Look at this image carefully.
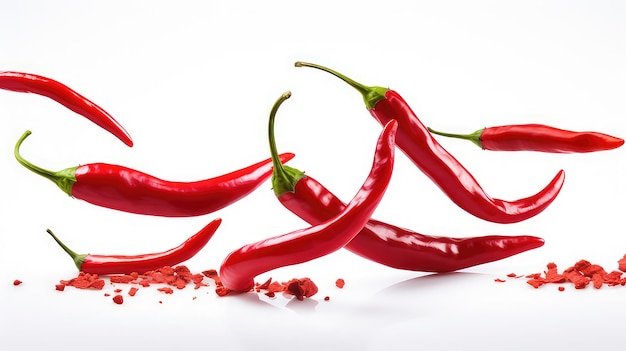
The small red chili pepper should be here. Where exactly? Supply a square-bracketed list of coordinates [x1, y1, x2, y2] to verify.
[295, 61, 566, 224]
[46, 218, 222, 275]
[0, 71, 133, 147]
[268, 89, 544, 272]
[218, 92, 397, 293]
[14, 130, 295, 217]
[427, 124, 624, 153]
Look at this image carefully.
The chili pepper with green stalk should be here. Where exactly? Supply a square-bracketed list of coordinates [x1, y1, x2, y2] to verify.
[268, 89, 544, 272]
[294, 61, 565, 224]
[218, 92, 397, 293]
[14, 130, 295, 217]
[428, 124, 624, 153]
[0, 71, 133, 146]
[46, 218, 222, 275]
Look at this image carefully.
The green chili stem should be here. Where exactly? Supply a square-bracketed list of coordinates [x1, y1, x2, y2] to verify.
[268, 91, 305, 197]
[294, 61, 388, 110]
[427, 127, 485, 149]
[13, 130, 77, 196]
[46, 229, 87, 271]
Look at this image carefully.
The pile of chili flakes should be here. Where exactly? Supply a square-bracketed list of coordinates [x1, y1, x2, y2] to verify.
[496, 254, 626, 291]
[52, 265, 339, 304]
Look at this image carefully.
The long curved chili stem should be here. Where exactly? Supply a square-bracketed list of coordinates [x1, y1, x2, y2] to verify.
[219, 92, 397, 293]
[15, 130, 295, 217]
[294, 61, 565, 224]
[268, 91, 305, 196]
[268, 88, 543, 272]
[0, 71, 133, 146]
[46, 218, 222, 275]
[428, 124, 624, 153]
[15, 130, 77, 195]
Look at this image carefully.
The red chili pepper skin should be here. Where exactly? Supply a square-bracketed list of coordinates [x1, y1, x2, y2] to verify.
[218, 92, 397, 292]
[429, 124, 624, 153]
[14, 130, 295, 217]
[0, 71, 133, 147]
[295, 62, 565, 224]
[280, 179, 544, 272]
[267, 92, 543, 272]
[46, 218, 222, 275]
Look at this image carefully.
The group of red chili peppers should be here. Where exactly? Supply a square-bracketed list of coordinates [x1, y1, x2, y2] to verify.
[3, 61, 623, 299]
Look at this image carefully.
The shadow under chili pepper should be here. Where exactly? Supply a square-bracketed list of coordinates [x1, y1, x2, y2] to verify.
[348, 272, 485, 321]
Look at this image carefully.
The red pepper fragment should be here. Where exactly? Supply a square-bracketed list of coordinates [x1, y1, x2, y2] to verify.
[112, 295, 124, 304]
[284, 278, 319, 301]
[128, 287, 138, 297]
[494, 278, 506, 283]
[13, 280, 22, 286]
[157, 287, 174, 294]
[335, 278, 345, 288]
[59, 272, 106, 290]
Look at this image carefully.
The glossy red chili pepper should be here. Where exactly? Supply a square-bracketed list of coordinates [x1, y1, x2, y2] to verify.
[427, 124, 624, 153]
[267, 90, 544, 272]
[0, 71, 133, 147]
[46, 218, 222, 275]
[218, 92, 397, 293]
[295, 61, 565, 224]
[14, 130, 295, 217]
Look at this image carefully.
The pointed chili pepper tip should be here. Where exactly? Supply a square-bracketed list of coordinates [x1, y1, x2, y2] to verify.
[46, 228, 88, 271]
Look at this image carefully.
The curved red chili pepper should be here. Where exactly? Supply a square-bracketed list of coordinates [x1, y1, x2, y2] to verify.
[218, 92, 397, 293]
[428, 124, 624, 153]
[46, 218, 222, 275]
[14, 130, 295, 217]
[267, 91, 544, 272]
[295, 61, 565, 224]
[0, 71, 133, 147]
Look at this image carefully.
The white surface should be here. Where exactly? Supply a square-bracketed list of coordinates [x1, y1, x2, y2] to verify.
[1, 1, 625, 350]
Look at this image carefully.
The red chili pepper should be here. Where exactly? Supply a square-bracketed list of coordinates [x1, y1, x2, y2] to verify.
[267, 90, 544, 272]
[218, 92, 397, 293]
[0, 71, 133, 147]
[14, 130, 295, 217]
[295, 61, 566, 224]
[427, 124, 624, 153]
[46, 218, 222, 275]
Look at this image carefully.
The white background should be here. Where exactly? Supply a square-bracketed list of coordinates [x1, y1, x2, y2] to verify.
[1, 1, 625, 350]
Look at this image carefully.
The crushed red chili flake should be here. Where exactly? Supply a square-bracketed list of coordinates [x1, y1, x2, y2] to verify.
[284, 278, 318, 301]
[59, 272, 105, 290]
[104, 293, 110, 297]
[157, 287, 174, 294]
[335, 278, 345, 289]
[128, 287, 138, 297]
[13, 280, 22, 286]
[55, 284, 65, 291]
[558, 286, 565, 292]
[494, 278, 506, 283]
[516, 255, 626, 290]
[506, 273, 517, 278]
[112, 295, 124, 304]
[324, 296, 330, 301]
